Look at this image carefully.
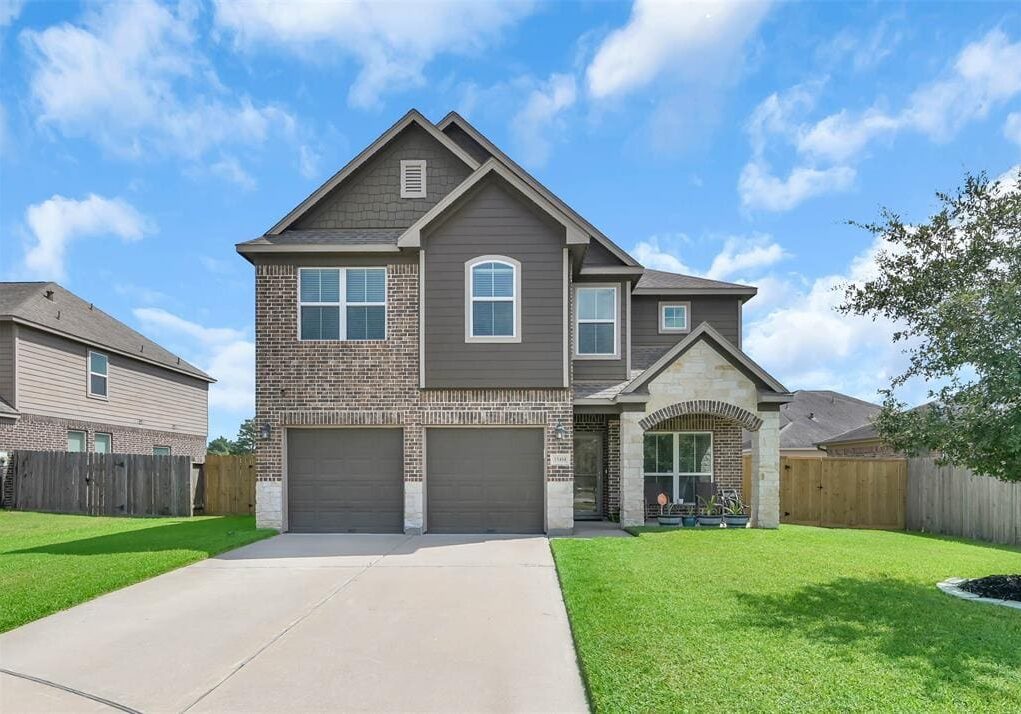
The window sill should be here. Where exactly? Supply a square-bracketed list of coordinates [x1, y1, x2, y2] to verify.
[573, 353, 620, 360]
[465, 336, 521, 344]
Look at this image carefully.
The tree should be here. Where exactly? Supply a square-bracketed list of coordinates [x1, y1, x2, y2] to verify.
[839, 170, 1020, 481]
[230, 418, 257, 455]
[207, 436, 233, 455]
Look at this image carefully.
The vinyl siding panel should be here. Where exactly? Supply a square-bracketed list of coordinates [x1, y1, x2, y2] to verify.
[581, 240, 626, 267]
[294, 123, 473, 230]
[0, 322, 13, 407]
[424, 179, 564, 387]
[15, 327, 208, 436]
[572, 278, 629, 381]
[631, 295, 741, 369]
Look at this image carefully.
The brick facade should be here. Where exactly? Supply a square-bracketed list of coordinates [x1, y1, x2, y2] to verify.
[0, 413, 204, 506]
[254, 260, 573, 532]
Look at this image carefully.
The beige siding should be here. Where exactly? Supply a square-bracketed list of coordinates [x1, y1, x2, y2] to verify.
[15, 326, 207, 436]
[0, 322, 13, 406]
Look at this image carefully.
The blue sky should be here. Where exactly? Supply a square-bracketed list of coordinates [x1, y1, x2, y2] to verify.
[1, 0, 1019, 442]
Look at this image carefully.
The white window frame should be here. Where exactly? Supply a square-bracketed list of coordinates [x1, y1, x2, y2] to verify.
[297, 267, 387, 342]
[643, 431, 713, 502]
[658, 301, 691, 334]
[574, 284, 619, 359]
[153, 445, 171, 456]
[400, 159, 427, 199]
[67, 430, 86, 453]
[465, 256, 522, 343]
[94, 432, 112, 454]
[87, 350, 109, 400]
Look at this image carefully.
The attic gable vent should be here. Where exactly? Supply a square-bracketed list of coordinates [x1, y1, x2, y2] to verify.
[400, 159, 427, 199]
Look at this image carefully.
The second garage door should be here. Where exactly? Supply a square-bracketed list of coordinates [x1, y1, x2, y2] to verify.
[426, 427, 544, 534]
[287, 428, 403, 533]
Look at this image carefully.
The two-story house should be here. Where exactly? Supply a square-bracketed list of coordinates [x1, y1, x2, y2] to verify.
[0, 282, 212, 503]
[239, 110, 791, 535]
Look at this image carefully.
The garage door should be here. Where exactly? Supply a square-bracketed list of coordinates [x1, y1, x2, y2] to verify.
[287, 428, 403, 533]
[426, 428, 544, 534]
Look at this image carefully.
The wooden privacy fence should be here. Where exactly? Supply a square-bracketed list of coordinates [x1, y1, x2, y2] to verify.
[907, 456, 1021, 546]
[10, 450, 192, 517]
[199, 454, 255, 515]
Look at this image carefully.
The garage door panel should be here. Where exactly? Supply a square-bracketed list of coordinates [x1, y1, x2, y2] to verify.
[426, 428, 544, 534]
[287, 428, 403, 533]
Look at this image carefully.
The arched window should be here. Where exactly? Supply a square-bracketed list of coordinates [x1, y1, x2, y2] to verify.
[466, 256, 521, 342]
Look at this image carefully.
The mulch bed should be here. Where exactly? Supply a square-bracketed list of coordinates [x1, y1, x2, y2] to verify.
[960, 575, 1021, 601]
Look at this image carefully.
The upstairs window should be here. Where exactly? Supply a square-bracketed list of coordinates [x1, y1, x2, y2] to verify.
[400, 159, 427, 198]
[88, 351, 108, 398]
[576, 286, 618, 357]
[659, 301, 690, 333]
[466, 257, 520, 342]
[299, 268, 386, 341]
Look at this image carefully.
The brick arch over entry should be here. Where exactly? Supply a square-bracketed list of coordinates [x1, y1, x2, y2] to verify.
[639, 400, 763, 432]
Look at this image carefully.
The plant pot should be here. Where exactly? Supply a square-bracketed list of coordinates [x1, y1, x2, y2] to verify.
[657, 515, 682, 526]
[697, 515, 723, 527]
[681, 515, 698, 527]
[724, 515, 750, 528]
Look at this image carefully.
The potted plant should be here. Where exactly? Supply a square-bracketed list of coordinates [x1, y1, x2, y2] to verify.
[723, 496, 749, 528]
[681, 503, 698, 528]
[656, 493, 682, 526]
[697, 495, 723, 527]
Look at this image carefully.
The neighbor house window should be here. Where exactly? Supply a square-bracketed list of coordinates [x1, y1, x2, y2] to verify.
[400, 159, 427, 198]
[67, 430, 86, 453]
[575, 286, 618, 357]
[94, 433, 112, 454]
[466, 256, 520, 342]
[88, 350, 108, 398]
[153, 446, 171, 456]
[299, 268, 386, 341]
[659, 302, 690, 333]
[643, 431, 712, 505]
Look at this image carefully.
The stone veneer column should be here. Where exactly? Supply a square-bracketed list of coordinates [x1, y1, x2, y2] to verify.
[619, 411, 645, 526]
[255, 480, 282, 530]
[404, 481, 424, 534]
[751, 410, 780, 528]
[546, 481, 573, 535]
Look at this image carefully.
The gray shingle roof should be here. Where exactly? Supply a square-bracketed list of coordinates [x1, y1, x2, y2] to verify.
[817, 422, 880, 445]
[741, 390, 881, 450]
[635, 269, 755, 292]
[240, 228, 403, 247]
[0, 282, 212, 382]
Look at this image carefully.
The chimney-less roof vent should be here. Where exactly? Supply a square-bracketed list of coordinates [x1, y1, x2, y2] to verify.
[400, 159, 427, 199]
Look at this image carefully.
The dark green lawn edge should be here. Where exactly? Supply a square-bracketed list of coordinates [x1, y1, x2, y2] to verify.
[550, 543, 596, 714]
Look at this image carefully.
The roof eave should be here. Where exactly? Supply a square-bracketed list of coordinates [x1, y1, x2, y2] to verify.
[236, 242, 401, 254]
[579, 266, 646, 276]
[267, 109, 480, 236]
[632, 286, 758, 299]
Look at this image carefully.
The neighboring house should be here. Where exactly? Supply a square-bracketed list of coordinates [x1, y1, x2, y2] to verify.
[238, 109, 792, 535]
[817, 402, 934, 457]
[0, 282, 213, 503]
[741, 390, 881, 457]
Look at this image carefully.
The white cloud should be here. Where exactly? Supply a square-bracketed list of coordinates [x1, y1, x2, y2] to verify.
[510, 73, 577, 167]
[705, 236, 788, 280]
[586, 0, 772, 100]
[738, 161, 855, 212]
[631, 234, 697, 274]
[22, 0, 296, 164]
[740, 30, 1021, 212]
[1005, 113, 1021, 148]
[209, 156, 256, 190]
[0, 0, 24, 27]
[743, 237, 911, 399]
[817, 20, 903, 73]
[22, 194, 150, 280]
[133, 307, 254, 414]
[298, 144, 321, 180]
[213, 0, 536, 109]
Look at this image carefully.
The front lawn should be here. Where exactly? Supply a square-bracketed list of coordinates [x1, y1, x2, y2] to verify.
[552, 526, 1021, 712]
[0, 511, 275, 632]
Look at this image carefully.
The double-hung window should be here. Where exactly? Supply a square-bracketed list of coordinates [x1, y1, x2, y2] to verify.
[659, 301, 690, 333]
[88, 351, 108, 398]
[299, 268, 386, 341]
[466, 257, 519, 341]
[575, 286, 618, 357]
[643, 431, 713, 505]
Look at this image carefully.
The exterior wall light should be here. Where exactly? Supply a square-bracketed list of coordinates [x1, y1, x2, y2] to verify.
[554, 422, 568, 440]
[259, 423, 272, 440]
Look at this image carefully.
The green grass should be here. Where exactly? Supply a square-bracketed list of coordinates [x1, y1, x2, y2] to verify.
[552, 526, 1021, 712]
[0, 511, 276, 632]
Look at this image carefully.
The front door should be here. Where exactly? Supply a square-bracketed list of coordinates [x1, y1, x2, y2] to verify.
[573, 432, 602, 519]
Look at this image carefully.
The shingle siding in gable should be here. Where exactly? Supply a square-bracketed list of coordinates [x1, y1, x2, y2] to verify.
[294, 123, 473, 230]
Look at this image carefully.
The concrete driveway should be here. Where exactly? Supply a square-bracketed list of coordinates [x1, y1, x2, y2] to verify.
[0, 534, 588, 713]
